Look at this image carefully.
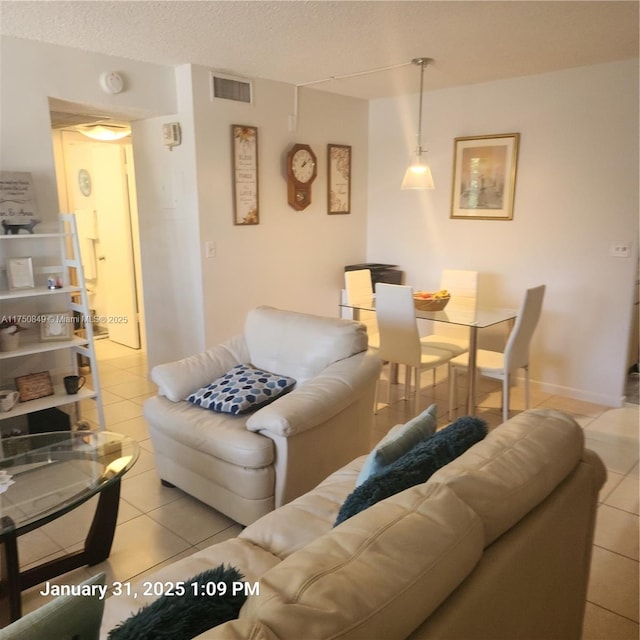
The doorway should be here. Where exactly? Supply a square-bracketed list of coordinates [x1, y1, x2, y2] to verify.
[52, 123, 145, 352]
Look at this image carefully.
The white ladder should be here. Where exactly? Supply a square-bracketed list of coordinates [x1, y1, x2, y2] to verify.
[59, 213, 105, 430]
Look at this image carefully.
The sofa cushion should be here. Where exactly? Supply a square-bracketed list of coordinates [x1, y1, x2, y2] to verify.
[221, 484, 484, 640]
[107, 565, 247, 640]
[356, 403, 438, 485]
[3, 572, 105, 640]
[186, 364, 296, 415]
[428, 408, 585, 545]
[144, 396, 274, 468]
[244, 306, 368, 384]
[336, 416, 488, 525]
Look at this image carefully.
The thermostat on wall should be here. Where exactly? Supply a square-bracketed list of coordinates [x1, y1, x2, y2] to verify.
[99, 71, 124, 94]
[162, 122, 182, 149]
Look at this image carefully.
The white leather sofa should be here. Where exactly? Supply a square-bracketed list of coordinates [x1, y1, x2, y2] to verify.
[145, 306, 382, 525]
[102, 408, 606, 640]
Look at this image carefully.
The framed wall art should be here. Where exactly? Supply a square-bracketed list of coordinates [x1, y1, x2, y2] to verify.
[40, 311, 73, 342]
[450, 133, 520, 220]
[7, 256, 35, 290]
[231, 125, 259, 225]
[327, 144, 351, 214]
[15, 371, 54, 402]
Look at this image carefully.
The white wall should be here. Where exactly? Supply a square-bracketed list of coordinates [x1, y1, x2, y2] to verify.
[188, 66, 369, 346]
[368, 60, 639, 406]
[1, 38, 369, 368]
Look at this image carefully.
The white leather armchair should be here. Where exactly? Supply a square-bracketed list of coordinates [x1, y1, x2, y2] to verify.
[145, 306, 382, 525]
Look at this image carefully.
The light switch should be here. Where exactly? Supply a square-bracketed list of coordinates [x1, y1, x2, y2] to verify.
[205, 241, 216, 258]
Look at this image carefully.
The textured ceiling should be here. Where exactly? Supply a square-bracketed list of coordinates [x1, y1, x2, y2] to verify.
[1, 1, 638, 100]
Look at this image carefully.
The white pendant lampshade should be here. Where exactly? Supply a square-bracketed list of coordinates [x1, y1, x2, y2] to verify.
[401, 159, 435, 189]
[401, 57, 435, 190]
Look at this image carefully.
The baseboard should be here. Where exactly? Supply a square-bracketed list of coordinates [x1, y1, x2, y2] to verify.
[531, 380, 625, 409]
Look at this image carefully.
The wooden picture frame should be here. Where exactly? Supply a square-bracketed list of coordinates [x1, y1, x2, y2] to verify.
[7, 256, 35, 290]
[231, 125, 259, 225]
[15, 371, 54, 402]
[328, 144, 351, 214]
[450, 133, 520, 220]
[40, 311, 73, 342]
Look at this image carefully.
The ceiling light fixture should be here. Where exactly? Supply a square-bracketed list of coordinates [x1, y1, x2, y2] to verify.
[401, 57, 435, 190]
[78, 124, 131, 141]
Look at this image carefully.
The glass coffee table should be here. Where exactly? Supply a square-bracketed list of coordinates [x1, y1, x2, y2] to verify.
[0, 430, 139, 622]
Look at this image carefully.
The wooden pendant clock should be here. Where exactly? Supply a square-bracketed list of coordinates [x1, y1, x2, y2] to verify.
[287, 143, 317, 210]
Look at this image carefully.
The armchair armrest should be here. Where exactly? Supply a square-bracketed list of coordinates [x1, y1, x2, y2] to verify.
[246, 352, 381, 437]
[151, 334, 250, 402]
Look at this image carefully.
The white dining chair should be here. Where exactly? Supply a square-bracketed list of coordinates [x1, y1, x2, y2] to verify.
[420, 269, 478, 356]
[345, 269, 379, 349]
[448, 284, 546, 422]
[376, 283, 453, 415]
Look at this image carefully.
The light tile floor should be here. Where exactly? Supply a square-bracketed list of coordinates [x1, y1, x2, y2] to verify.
[15, 343, 640, 639]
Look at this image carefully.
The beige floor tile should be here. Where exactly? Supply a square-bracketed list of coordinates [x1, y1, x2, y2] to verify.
[40, 495, 143, 548]
[107, 378, 157, 400]
[604, 474, 640, 516]
[79, 514, 191, 587]
[594, 504, 640, 560]
[599, 470, 625, 504]
[585, 405, 640, 442]
[98, 368, 145, 388]
[104, 354, 148, 370]
[538, 395, 608, 418]
[584, 433, 639, 476]
[588, 546, 639, 622]
[147, 495, 237, 545]
[130, 392, 155, 407]
[109, 415, 151, 442]
[121, 468, 183, 512]
[582, 602, 640, 640]
[125, 445, 157, 477]
[17, 528, 62, 567]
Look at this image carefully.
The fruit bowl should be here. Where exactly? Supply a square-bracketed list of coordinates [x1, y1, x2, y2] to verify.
[413, 291, 451, 311]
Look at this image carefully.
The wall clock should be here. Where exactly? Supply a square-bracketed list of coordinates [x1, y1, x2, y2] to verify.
[78, 169, 92, 197]
[287, 143, 317, 210]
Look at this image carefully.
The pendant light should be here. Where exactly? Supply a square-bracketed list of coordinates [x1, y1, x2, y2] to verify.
[401, 57, 434, 190]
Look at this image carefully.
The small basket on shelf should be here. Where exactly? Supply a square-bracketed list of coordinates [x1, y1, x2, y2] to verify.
[413, 292, 451, 311]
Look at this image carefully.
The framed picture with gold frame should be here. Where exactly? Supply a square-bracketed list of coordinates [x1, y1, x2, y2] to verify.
[450, 133, 520, 220]
[327, 144, 351, 214]
[15, 371, 54, 402]
[231, 125, 259, 225]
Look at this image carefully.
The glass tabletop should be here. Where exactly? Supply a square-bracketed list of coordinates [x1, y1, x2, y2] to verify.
[340, 296, 518, 328]
[0, 431, 139, 536]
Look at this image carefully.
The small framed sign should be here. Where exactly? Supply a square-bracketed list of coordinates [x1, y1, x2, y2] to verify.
[7, 257, 35, 290]
[40, 312, 73, 342]
[15, 371, 54, 402]
[231, 125, 259, 225]
[328, 144, 351, 214]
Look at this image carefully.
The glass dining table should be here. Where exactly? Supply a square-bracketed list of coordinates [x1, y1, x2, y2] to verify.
[340, 296, 518, 416]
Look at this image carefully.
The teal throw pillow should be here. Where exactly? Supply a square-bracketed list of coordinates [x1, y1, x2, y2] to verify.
[336, 416, 488, 526]
[3, 572, 106, 640]
[108, 564, 247, 640]
[356, 404, 438, 486]
[186, 364, 296, 415]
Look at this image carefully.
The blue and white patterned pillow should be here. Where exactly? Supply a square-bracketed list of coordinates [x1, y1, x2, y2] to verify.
[186, 364, 296, 415]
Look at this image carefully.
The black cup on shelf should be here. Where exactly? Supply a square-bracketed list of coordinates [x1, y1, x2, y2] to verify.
[63, 375, 86, 395]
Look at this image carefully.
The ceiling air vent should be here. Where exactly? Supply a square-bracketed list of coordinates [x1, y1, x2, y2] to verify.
[210, 72, 253, 104]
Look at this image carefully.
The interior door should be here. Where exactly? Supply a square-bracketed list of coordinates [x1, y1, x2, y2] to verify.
[90, 144, 140, 348]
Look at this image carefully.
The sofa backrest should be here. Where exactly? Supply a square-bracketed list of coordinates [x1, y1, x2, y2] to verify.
[244, 306, 368, 383]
